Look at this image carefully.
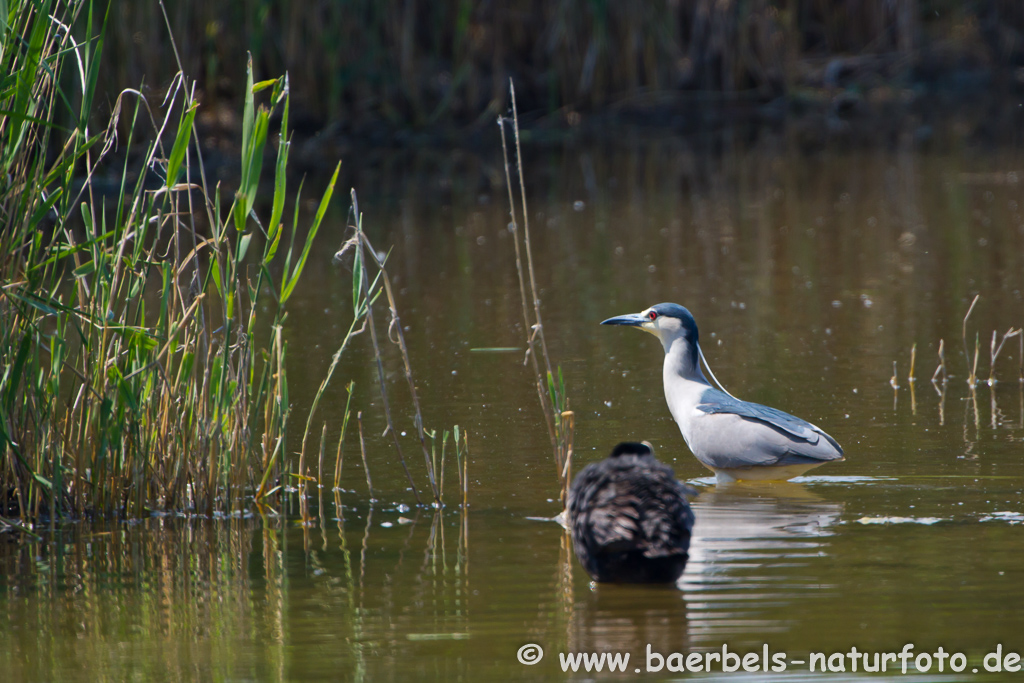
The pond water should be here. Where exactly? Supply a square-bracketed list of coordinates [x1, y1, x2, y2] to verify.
[4, 129, 1024, 681]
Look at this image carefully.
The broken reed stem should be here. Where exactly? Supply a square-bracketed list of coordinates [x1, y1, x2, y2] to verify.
[357, 224, 440, 503]
[972, 333, 980, 389]
[333, 382, 355, 490]
[333, 429, 345, 491]
[439, 431, 447, 503]
[908, 343, 916, 383]
[318, 422, 328, 490]
[932, 338, 947, 384]
[962, 294, 980, 387]
[357, 411, 373, 498]
[989, 327, 1022, 385]
[498, 104, 556, 448]
[559, 410, 575, 504]
[890, 361, 899, 390]
[462, 430, 469, 508]
[453, 426, 462, 500]
[298, 425, 309, 499]
[351, 190, 422, 505]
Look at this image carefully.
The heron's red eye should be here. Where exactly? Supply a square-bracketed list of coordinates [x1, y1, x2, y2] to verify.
[648, 311, 657, 320]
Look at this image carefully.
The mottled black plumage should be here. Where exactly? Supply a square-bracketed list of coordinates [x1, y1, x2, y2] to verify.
[568, 442, 695, 583]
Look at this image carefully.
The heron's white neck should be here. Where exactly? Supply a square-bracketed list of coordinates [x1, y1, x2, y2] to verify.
[662, 335, 710, 385]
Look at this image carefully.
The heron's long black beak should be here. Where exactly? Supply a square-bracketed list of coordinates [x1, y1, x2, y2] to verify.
[600, 313, 646, 326]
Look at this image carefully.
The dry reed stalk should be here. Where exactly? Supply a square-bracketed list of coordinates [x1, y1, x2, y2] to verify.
[462, 430, 469, 508]
[932, 338, 947, 385]
[333, 382, 355, 491]
[498, 103, 556, 448]
[962, 294, 980, 388]
[510, 83, 554, 383]
[988, 328, 1022, 386]
[350, 195, 421, 504]
[498, 81, 574, 508]
[357, 412, 373, 498]
[355, 217, 440, 503]
[908, 343, 916, 383]
[317, 422, 328, 491]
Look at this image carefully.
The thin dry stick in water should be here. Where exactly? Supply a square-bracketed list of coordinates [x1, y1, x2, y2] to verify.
[972, 334, 980, 389]
[962, 294, 980, 387]
[510, 82, 554, 381]
[932, 338, 947, 387]
[350, 192, 422, 504]
[498, 108, 556, 448]
[333, 381, 355, 490]
[989, 328, 1022, 385]
[317, 422, 328, 491]
[438, 431, 447, 503]
[357, 411, 373, 498]
[908, 343, 916, 383]
[462, 430, 469, 508]
[355, 216, 440, 503]
[499, 81, 574, 506]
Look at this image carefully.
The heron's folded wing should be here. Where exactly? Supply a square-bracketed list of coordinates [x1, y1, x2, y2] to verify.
[697, 388, 843, 455]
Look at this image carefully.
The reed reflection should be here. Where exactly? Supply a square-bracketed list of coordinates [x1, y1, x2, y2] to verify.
[681, 482, 843, 644]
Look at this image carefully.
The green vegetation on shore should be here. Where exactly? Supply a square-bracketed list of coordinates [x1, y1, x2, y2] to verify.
[2, 1, 468, 525]
[0, 0, 347, 521]
[100, 1, 1024, 133]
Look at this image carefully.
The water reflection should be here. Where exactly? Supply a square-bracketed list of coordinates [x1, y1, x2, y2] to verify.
[568, 581, 690, 660]
[682, 482, 844, 644]
[7, 134, 1024, 678]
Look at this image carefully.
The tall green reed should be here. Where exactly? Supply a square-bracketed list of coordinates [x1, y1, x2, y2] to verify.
[0, 0, 340, 520]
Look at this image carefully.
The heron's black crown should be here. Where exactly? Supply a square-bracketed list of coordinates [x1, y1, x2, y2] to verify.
[650, 303, 699, 342]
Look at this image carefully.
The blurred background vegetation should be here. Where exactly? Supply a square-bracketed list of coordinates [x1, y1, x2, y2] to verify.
[98, 0, 1024, 140]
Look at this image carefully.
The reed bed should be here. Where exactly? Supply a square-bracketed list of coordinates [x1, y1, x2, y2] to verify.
[1, 0, 468, 525]
[0, 0, 336, 521]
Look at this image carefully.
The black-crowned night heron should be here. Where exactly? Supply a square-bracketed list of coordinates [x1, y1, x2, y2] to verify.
[602, 303, 844, 483]
[568, 441, 695, 583]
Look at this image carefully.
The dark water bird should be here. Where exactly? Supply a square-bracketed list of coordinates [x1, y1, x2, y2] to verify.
[602, 303, 844, 484]
[568, 441, 695, 583]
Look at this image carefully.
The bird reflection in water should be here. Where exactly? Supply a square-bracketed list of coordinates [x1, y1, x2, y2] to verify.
[681, 481, 844, 643]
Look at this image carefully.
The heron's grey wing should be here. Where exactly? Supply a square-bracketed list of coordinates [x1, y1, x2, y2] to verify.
[697, 388, 843, 454]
